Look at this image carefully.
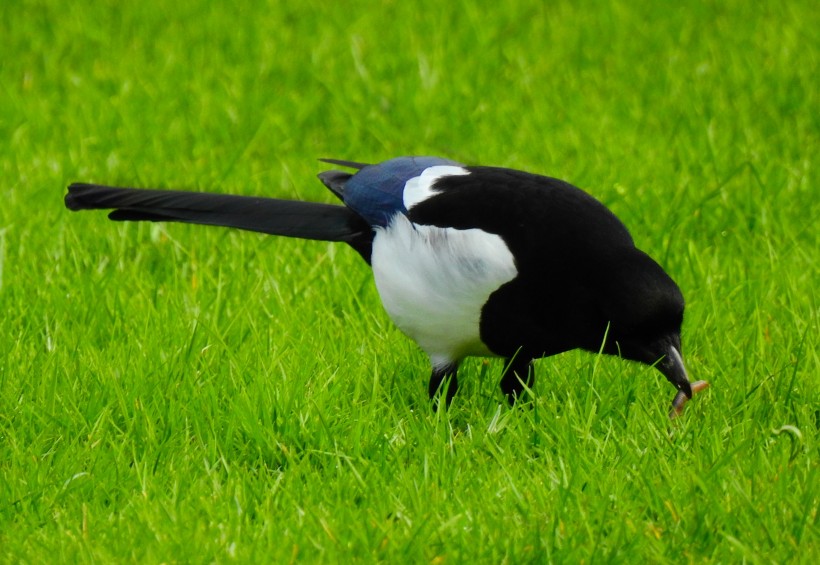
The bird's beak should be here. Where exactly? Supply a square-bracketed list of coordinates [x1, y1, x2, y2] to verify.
[660, 345, 710, 418]
[659, 345, 692, 398]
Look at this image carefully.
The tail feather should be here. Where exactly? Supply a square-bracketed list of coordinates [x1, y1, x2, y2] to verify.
[65, 183, 371, 244]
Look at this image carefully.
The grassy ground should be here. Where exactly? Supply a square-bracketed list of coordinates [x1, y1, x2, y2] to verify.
[1, 0, 817, 561]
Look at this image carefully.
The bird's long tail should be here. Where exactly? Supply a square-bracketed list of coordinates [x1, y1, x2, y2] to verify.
[66, 183, 373, 255]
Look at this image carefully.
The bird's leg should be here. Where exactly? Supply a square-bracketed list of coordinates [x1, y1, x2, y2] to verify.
[500, 354, 534, 405]
[428, 363, 459, 410]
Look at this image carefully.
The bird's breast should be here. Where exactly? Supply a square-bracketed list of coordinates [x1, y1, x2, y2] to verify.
[371, 214, 518, 367]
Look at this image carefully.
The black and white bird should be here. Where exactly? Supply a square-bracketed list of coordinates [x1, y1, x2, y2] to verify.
[65, 156, 708, 417]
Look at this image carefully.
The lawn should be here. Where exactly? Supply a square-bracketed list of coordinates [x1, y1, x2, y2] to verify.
[1, 0, 817, 561]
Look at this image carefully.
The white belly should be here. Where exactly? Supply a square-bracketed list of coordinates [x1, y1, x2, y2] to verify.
[371, 214, 518, 368]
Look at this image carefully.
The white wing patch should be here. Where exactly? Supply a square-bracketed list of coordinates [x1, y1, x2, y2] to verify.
[403, 165, 470, 210]
[371, 214, 518, 369]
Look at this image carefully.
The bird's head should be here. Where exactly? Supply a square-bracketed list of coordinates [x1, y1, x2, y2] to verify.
[597, 249, 693, 399]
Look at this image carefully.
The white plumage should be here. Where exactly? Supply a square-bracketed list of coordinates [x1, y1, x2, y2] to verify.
[371, 214, 518, 369]
[402, 165, 470, 209]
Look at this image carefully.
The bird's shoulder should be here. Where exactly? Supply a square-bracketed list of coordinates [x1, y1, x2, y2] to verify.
[328, 158, 635, 256]
[407, 165, 635, 254]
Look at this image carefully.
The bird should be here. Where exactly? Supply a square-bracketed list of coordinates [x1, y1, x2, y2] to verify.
[65, 156, 709, 417]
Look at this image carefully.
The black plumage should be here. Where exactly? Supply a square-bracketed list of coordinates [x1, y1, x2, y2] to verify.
[65, 157, 708, 417]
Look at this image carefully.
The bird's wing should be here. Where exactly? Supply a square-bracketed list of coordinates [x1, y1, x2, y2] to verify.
[317, 170, 352, 202]
[338, 156, 464, 228]
[406, 166, 635, 257]
[318, 158, 370, 170]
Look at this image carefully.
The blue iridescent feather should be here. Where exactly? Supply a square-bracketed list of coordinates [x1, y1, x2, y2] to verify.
[342, 156, 461, 227]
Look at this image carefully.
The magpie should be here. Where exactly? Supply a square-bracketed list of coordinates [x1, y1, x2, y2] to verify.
[65, 156, 708, 417]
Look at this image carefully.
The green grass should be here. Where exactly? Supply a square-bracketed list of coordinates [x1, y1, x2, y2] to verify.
[1, 0, 818, 561]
